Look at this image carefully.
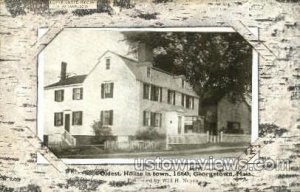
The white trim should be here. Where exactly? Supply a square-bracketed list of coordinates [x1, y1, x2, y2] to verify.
[249, 27, 259, 142]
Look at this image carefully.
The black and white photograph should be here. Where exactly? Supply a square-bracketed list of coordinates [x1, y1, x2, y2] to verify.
[2, 0, 299, 191]
[40, 28, 255, 159]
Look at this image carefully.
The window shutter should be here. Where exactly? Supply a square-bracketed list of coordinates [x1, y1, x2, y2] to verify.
[143, 111, 146, 126]
[192, 97, 194, 109]
[54, 91, 57, 101]
[100, 111, 103, 124]
[61, 112, 63, 126]
[160, 87, 162, 102]
[62, 90, 64, 101]
[72, 89, 75, 100]
[101, 84, 104, 98]
[159, 113, 162, 127]
[167, 90, 170, 103]
[173, 92, 176, 105]
[54, 113, 56, 126]
[181, 94, 184, 106]
[110, 83, 114, 98]
[150, 112, 155, 127]
[143, 84, 148, 99]
[80, 88, 83, 99]
[72, 112, 74, 125]
[109, 110, 113, 125]
[150, 85, 154, 100]
[79, 111, 83, 125]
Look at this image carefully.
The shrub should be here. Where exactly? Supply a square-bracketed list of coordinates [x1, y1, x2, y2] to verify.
[135, 127, 165, 140]
[91, 120, 114, 144]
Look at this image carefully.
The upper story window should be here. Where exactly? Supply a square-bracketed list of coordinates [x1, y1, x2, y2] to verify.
[54, 90, 64, 102]
[72, 111, 82, 125]
[101, 82, 114, 98]
[101, 110, 113, 126]
[181, 94, 194, 109]
[106, 58, 110, 70]
[182, 79, 185, 88]
[143, 83, 162, 102]
[73, 88, 83, 100]
[186, 95, 194, 109]
[168, 90, 176, 105]
[150, 85, 162, 102]
[147, 67, 151, 77]
[143, 83, 150, 99]
[54, 112, 63, 126]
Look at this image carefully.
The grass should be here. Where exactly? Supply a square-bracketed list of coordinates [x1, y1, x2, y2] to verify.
[50, 142, 250, 159]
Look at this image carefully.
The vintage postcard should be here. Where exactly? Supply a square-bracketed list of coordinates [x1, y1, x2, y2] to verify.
[0, 0, 299, 191]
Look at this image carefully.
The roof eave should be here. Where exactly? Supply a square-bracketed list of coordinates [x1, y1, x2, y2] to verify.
[44, 83, 84, 90]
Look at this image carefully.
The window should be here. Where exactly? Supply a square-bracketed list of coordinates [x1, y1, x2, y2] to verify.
[154, 113, 162, 127]
[181, 93, 185, 107]
[186, 95, 194, 109]
[143, 111, 150, 126]
[150, 112, 162, 127]
[168, 90, 176, 105]
[72, 111, 82, 125]
[106, 58, 110, 70]
[101, 82, 114, 98]
[147, 67, 151, 77]
[226, 122, 243, 134]
[150, 85, 162, 102]
[101, 110, 113, 126]
[54, 90, 64, 102]
[54, 112, 63, 126]
[73, 88, 83, 100]
[143, 83, 150, 99]
[182, 79, 185, 88]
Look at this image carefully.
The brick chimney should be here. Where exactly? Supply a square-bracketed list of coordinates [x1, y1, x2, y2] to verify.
[137, 43, 153, 64]
[60, 61, 67, 81]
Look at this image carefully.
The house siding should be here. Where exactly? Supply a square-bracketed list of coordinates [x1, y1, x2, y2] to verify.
[83, 52, 140, 136]
[44, 51, 200, 142]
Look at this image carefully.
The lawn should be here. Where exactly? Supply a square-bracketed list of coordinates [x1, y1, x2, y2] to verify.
[50, 142, 250, 159]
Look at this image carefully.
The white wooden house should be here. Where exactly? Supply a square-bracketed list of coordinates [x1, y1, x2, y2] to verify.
[44, 45, 200, 146]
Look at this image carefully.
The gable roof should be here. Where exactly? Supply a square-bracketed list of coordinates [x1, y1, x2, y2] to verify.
[44, 51, 198, 97]
[45, 75, 87, 89]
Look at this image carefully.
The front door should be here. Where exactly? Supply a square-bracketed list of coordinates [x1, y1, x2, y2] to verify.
[65, 114, 70, 132]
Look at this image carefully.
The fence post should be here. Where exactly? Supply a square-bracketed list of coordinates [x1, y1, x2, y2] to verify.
[206, 131, 210, 143]
[166, 134, 169, 150]
[220, 131, 223, 142]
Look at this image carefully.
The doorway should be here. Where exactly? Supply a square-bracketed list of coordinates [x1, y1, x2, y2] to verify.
[65, 114, 70, 132]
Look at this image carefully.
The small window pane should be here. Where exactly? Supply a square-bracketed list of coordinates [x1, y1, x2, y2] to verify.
[106, 58, 110, 69]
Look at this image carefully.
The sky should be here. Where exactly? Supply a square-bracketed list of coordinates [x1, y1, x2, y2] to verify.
[42, 29, 132, 86]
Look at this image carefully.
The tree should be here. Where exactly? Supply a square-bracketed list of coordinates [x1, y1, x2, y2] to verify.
[123, 32, 252, 113]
